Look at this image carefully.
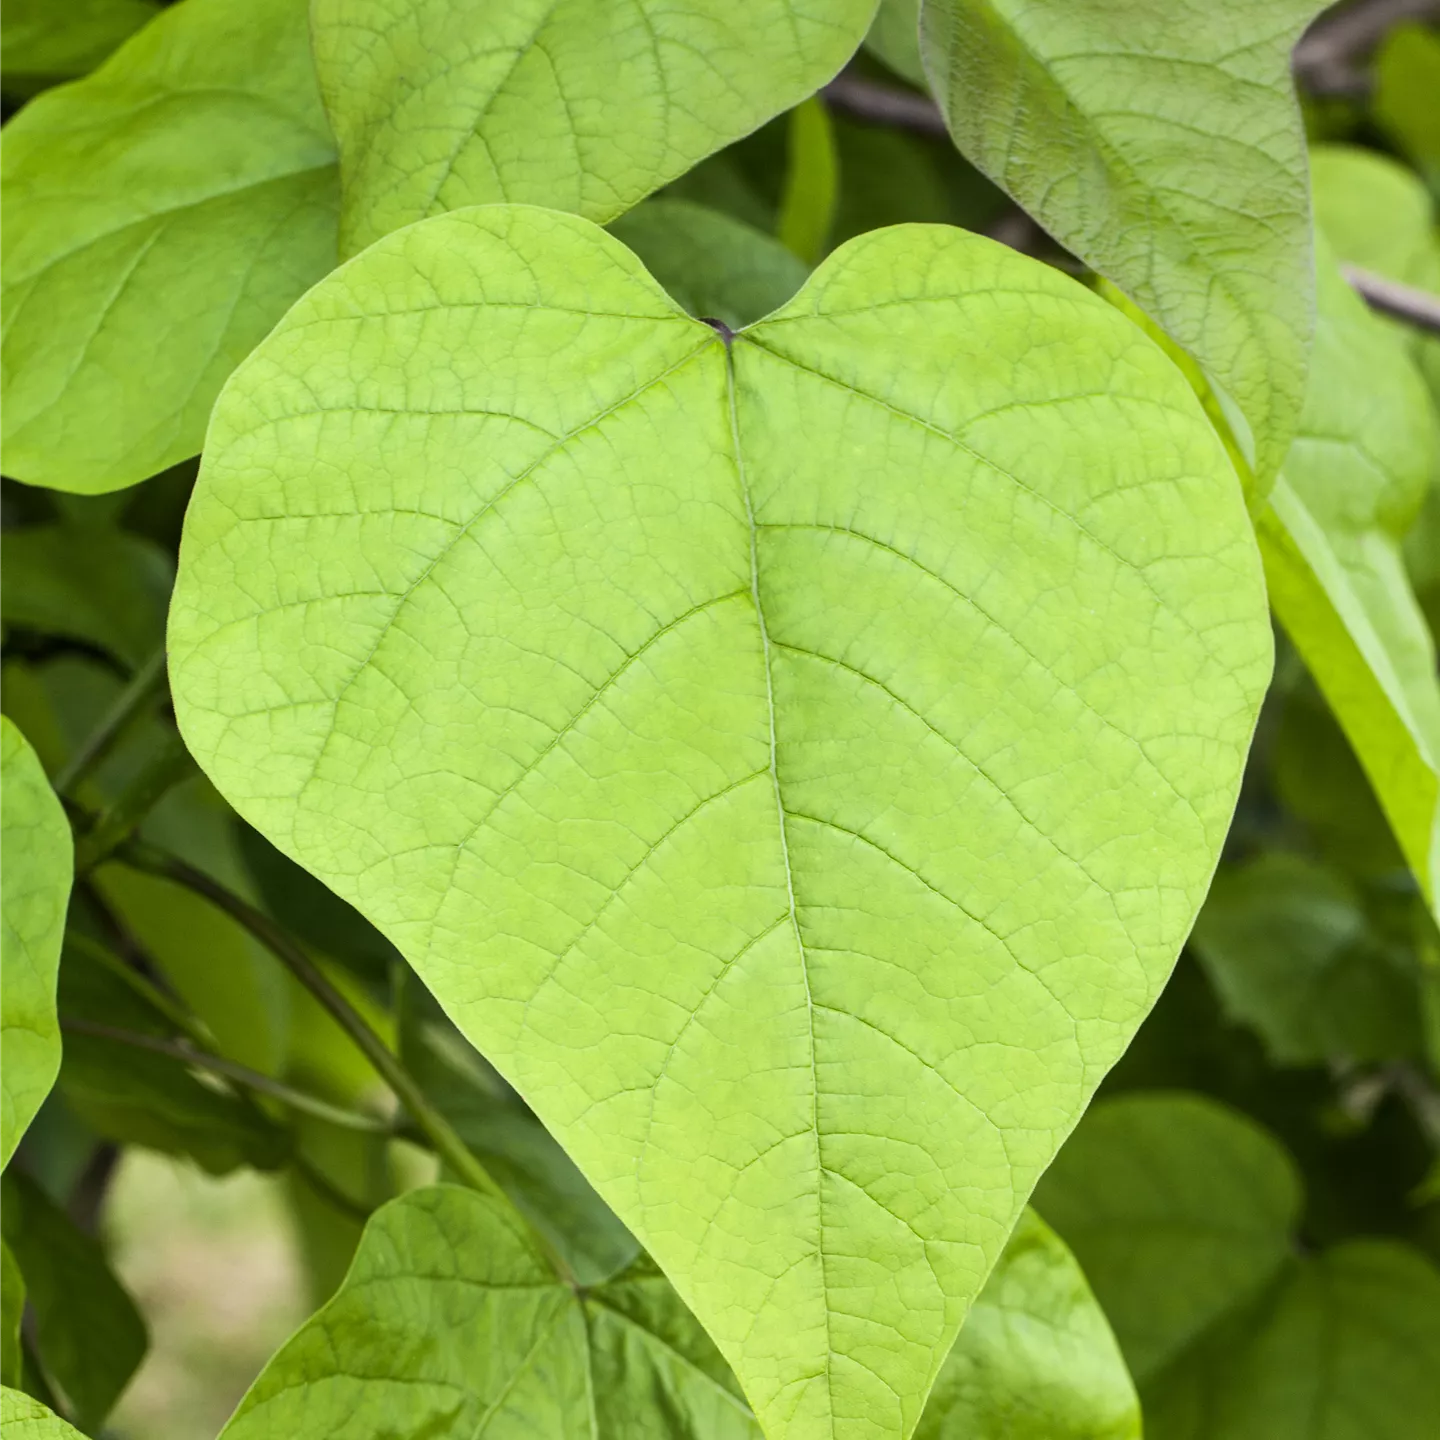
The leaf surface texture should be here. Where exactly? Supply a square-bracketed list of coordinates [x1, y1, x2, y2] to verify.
[0, 0, 338, 493]
[311, 0, 875, 254]
[918, 0, 1323, 490]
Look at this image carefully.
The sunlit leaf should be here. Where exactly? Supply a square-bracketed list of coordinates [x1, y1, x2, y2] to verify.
[222, 1183, 1136, 1440]
[1, 718, 71, 1170]
[1256, 242, 1440, 921]
[916, 1210, 1139, 1440]
[310, 0, 874, 256]
[1191, 854, 1425, 1066]
[169, 205, 1269, 1436]
[0, 1170, 146, 1430]
[0, 0, 338, 494]
[0, 1388, 84, 1440]
[919, 0, 1324, 492]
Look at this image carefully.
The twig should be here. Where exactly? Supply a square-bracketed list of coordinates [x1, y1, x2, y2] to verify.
[1343, 266, 1440, 336]
[59, 1016, 393, 1135]
[54, 646, 168, 795]
[1294, 0, 1440, 96]
[822, 74, 948, 137]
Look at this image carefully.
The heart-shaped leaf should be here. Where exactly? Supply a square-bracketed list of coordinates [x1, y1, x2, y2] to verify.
[169, 206, 1270, 1437]
[310, 0, 875, 255]
[917, 0, 1325, 493]
[0, 717, 71, 1170]
[0, 0, 338, 493]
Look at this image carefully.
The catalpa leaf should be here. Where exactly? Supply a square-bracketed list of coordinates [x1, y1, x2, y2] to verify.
[309, 0, 876, 255]
[918, 0, 1323, 492]
[0, 0, 338, 494]
[1039, 1094, 1440, 1439]
[0, 0, 159, 97]
[169, 206, 1270, 1438]
[220, 1186, 1136, 1440]
[0, 717, 71, 1170]
[0, 1389, 84, 1440]
[1257, 242, 1440, 921]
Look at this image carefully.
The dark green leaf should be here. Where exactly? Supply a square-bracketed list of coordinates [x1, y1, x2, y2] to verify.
[0, 1169, 146, 1430]
[1192, 854, 1425, 1066]
[607, 201, 808, 331]
[1, 526, 171, 670]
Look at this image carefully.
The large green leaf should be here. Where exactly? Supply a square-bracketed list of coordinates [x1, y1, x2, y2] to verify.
[608, 201, 809, 332]
[0, 0, 159, 97]
[0, 0, 338, 494]
[1039, 1093, 1440, 1438]
[914, 1209, 1139, 1440]
[0, 1170, 147, 1430]
[918, 0, 1322, 492]
[1, 719, 72, 1171]
[397, 970, 641, 1287]
[309, 0, 875, 256]
[169, 206, 1270, 1438]
[1, 525, 172, 671]
[1033, 1093, 1300, 1385]
[1256, 244, 1440, 921]
[1191, 854, 1425, 1066]
[0, 1389, 84, 1440]
[222, 1185, 1135, 1439]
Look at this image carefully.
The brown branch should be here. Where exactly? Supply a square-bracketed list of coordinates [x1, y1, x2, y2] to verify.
[1294, 0, 1440, 96]
[1343, 265, 1440, 335]
[822, 75, 949, 137]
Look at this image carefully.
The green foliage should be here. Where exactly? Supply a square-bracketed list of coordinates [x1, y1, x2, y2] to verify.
[4, 3, 1440, 1437]
[1256, 243, 1440, 919]
[1, 1170, 147, 1429]
[1038, 1094, 1440, 1438]
[310, 0, 874, 256]
[0, 526, 171, 670]
[1192, 854, 1425, 1066]
[168, 203, 1268, 1436]
[608, 201, 809, 330]
[0, 0, 159, 98]
[0, 0, 338, 494]
[1, 719, 71, 1170]
[220, 1185, 1135, 1440]
[917, 0, 1322, 491]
